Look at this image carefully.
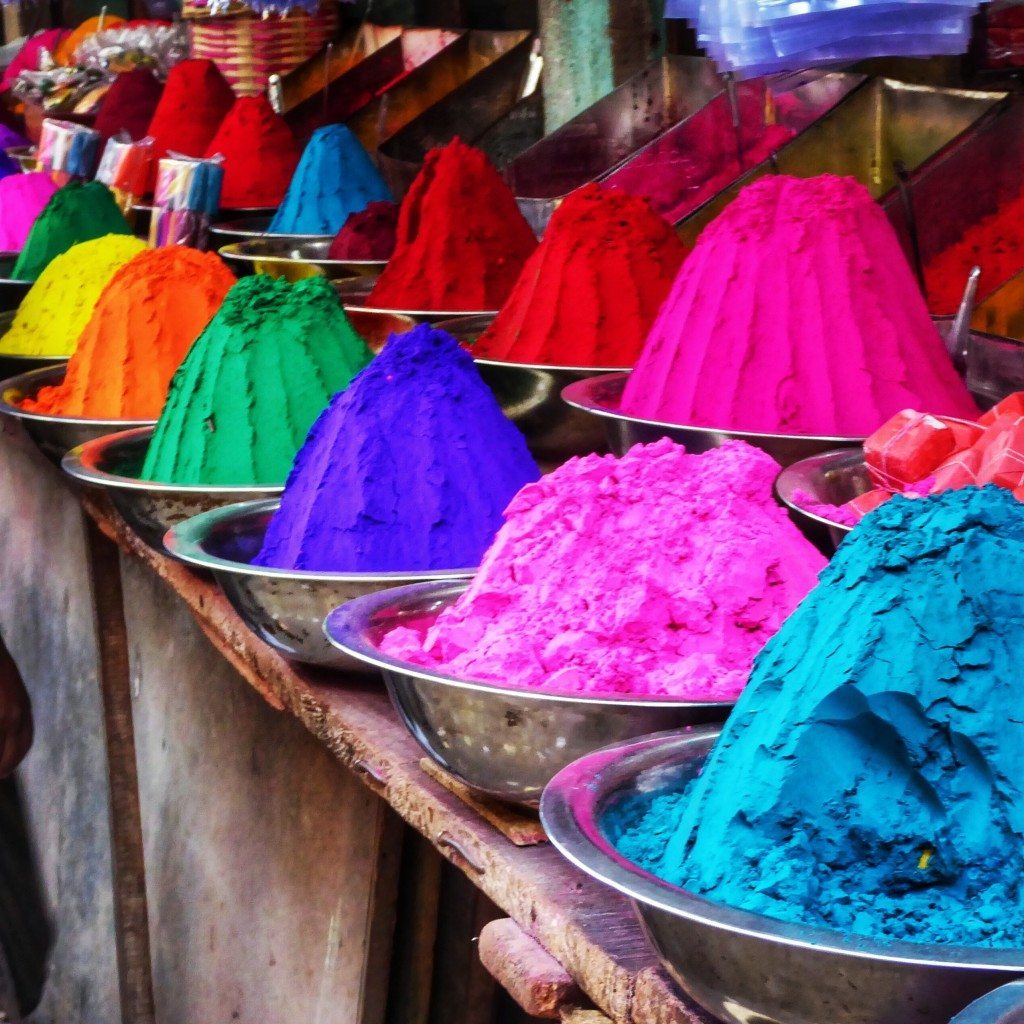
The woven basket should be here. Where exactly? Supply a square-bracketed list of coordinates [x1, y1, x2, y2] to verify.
[189, 6, 340, 96]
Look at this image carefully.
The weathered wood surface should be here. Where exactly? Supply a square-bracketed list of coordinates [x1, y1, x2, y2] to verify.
[82, 495, 715, 1024]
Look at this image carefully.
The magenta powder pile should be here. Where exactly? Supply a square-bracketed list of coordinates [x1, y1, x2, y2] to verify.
[622, 174, 978, 436]
[382, 439, 825, 700]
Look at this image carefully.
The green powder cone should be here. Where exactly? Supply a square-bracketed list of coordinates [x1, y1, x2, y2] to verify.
[13, 181, 133, 281]
[141, 275, 373, 485]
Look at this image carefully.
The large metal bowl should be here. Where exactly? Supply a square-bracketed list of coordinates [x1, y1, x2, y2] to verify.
[436, 314, 622, 465]
[337, 275, 497, 325]
[61, 427, 283, 552]
[324, 580, 732, 806]
[165, 499, 475, 669]
[562, 372, 862, 468]
[540, 728, 1024, 1024]
[207, 215, 331, 249]
[217, 238, 386, 281]
[951, 982, 1024, 1024]
[0, 266, 30, 312]
[0, 364, 154, 463]
[0, 310, 70, 380]
[774, 447, 870, 551]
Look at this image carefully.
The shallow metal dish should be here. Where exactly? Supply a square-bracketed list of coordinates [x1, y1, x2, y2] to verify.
[436, 313, 624, 466]
[208, 215, 331, 249]
[540, 729, 1024, 1024]
[217, 239, 386, 281]
[165, 499, 475, 669]
[325, 580, 732, 806]
[61, 427, 282, 552]
[774, 447, 869, 551]
[0, 364, 154, 463]
[338, 276, 497, 325]
[951, 982, 1024, 1024]
[0, 310, 70, 380]
[562, 372, 862, 468]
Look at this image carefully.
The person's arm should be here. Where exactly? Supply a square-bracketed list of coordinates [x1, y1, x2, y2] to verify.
[0, 640, 31, 777]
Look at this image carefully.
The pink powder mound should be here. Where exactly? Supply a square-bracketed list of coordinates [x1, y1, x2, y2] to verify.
[621, 174, 979, 437]
[0, 173, 59, 251]
[790, 490, 858, 527]
[382, 438, 826, 701]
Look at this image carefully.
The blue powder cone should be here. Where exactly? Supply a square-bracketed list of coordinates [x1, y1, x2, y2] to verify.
[255, 323, 540, 572]
[268, 124, 392, 235]
[610, 486, 1024, 948]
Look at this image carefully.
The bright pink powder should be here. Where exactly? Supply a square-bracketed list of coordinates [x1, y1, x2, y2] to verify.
[622, 175, 979, 436]
[382, 438, 825, 701]
[0, 172, 59, 251]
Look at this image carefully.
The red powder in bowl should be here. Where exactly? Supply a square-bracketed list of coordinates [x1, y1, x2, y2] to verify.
[368, 138, 537, 312]
[474, 183, 687, 367]
[328, 201, 399, 260]
[204, 95, 301, 209]
[95, 69, 163, 142]
[146, 59, 234, 162]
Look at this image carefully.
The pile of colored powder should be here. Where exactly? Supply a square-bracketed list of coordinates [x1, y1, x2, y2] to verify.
[142, 275, 371, 486]
[12, 181, 132, 281]
[0, 124, 27, 151]
[145, 59, 234, 163]
[0, 173, 56, 252]
[0, 151, 17, 180]
[256, 324, 539, 573]
[94, 69, 163, 142]
[268, 125, 391, 235]
[327, 201, 399, 261]
[204, 95, 301, 209]
[23, 248, 234, 420]
[0, 174, 58, 252]
[369, 138, 537, 312]
[383, 439, 825, 699]
[2, 29, 68, 86]
[54, 15, 126, 65]
[622, 174, 978, 436]
[0, 234, 145, 356]
[924, 191, 1024, 314]
[609, 486, 1024, 947]
[474, 184, 686, 367]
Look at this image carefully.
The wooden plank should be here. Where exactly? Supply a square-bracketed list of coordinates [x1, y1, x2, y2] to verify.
[84, 524, 157, 1024]
[81, 496, 715, 1024]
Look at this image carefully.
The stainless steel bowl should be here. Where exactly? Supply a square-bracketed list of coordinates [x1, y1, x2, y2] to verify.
[347, 308, 417, 354]
[325, 580, 732, 806]
[951, 982, 1024, 1024]
[775, 447, 870, 551]
[435, 313, 624, 466]
[0, 364, 154, 463]
[0, 310, 70, 379]
[562, 372, 862, 468]
[217, 239, 386, 281]
[208, 215, 331, 249]
[0, 269, 29, 312]
[61, 427, 283, 552]
[337, 275, 498, 324]
[540, 729, 1024, 1024]
[165, 499, 475, 668]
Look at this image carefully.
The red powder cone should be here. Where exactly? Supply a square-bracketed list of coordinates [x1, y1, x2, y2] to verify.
[474, 183, 687, 368]
[204, 95, 301, 209]
[95, 68, 163, 142]
[145, 59, 235, 162]
[368, 138, 537, 312]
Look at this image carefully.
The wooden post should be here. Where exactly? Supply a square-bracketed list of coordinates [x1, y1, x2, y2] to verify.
[537, 0, 654, 130]
[85, 524, 156, 1024]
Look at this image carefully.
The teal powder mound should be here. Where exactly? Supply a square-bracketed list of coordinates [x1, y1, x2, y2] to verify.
[607, 486, 1024, 948]
[268, 124, 392, 235]
[254, 323, 540, 572]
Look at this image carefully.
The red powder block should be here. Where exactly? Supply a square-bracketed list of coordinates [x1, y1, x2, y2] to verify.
[847, 488, 891, 520]
[976, 419, 1024, 489]
[931, 444, 985, 491]
[936, 415, 985, 451]
[980, 391, 1024, 426]
[864, 410, 956, 489]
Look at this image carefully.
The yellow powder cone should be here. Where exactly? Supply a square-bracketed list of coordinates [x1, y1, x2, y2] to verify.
[0, 234, 146, 357]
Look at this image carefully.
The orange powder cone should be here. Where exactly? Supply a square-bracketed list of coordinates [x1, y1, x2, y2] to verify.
[24, 247, 235, 420]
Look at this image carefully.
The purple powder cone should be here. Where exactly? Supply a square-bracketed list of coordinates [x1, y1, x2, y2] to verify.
[254, 323, 540, 572]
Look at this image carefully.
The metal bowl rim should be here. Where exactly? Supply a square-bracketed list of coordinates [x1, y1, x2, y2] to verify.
[0, 365, 155, 428]
[539, 729, 1024, 971]
[217, 241, 387, 272]
[474, 355, 633, 374]
[325, 579, 735, 710]
[562, 372, 866, 446]
[773, 446, 863, 535]
[62, 426, 286, 496]
[345, 302, 501, 319]
[165, 497, 480, 583]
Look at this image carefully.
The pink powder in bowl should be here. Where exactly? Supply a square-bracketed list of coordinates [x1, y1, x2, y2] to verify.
[0, 173, 59, 252]
[382, 438, 826, 701]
